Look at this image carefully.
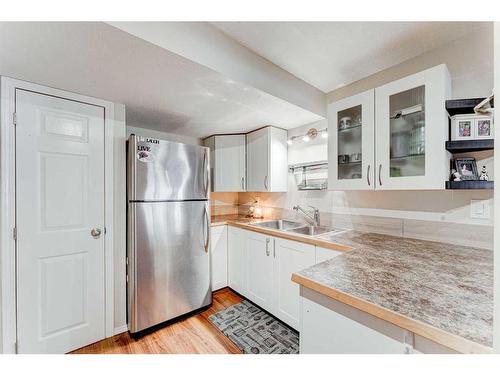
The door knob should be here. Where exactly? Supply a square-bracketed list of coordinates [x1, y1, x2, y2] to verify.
[91, 228, 102, 238]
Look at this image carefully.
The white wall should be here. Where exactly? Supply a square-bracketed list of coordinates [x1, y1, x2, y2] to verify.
[493, 22, 499, 354]
[113, 104, 127, 333]
[288, 120, 328, 165]
[327, 24, 494, 102]
[249, 24, 494, 227]
[126, 125, 201, 145]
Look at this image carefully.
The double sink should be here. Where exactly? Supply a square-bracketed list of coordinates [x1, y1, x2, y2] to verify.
[250, 219, 343, 237]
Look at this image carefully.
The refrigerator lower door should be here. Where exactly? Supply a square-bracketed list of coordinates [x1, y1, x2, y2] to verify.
[128, 200, 211, 333]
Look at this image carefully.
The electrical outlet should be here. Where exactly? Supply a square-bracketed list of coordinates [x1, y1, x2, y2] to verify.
[470, 200, 490, 219]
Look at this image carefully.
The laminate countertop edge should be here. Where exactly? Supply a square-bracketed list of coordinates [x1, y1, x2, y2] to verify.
[291, 273, 493, 354]
[211, 221, 229, 227]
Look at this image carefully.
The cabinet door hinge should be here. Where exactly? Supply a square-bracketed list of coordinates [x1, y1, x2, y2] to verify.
[13, 227, 17, 241]
[12, 112, 17, 126]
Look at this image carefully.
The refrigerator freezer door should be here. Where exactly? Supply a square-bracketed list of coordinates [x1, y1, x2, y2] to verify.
[128, 200, 211, 333]
[128, 135, 210, 201]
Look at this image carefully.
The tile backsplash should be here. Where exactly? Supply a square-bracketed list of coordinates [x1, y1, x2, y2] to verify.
[211, 191, 493, 250]
[236, 204, 493, 250]
[210, 192, 239, 216]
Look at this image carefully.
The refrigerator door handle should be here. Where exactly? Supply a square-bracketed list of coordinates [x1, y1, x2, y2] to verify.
[203, 151, 209, 196]
[203, 205, 210, 252]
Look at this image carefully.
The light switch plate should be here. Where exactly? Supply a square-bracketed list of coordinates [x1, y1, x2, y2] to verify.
[470, 200, 490, 219]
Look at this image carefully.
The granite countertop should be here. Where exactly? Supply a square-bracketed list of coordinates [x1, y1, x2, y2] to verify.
[211, 215, 493, 352]
[295, 231, 493, 352]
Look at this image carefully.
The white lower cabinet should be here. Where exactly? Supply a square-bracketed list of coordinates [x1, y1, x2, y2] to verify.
[228, 226, 247, 295]
[246, 231, 275, 312]
[210, 225, 228, 291]
[227, 228, 458, 353]
[300, 287, 411, 354]
[227, 228, 337, 331]
[273, 238, 316, 330]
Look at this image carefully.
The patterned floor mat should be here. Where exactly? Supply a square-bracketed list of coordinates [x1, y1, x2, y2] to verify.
[208, 300, 299, 354]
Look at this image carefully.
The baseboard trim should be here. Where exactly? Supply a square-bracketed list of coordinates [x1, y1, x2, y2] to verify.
[113, 324, 128, 336]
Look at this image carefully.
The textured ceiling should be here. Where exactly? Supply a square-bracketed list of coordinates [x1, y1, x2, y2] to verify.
[0, 22, 322, 138]
[212, 22, 487, 92]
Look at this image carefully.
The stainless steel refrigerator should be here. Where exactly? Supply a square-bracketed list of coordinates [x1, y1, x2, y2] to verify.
[127, 134, 211, 334]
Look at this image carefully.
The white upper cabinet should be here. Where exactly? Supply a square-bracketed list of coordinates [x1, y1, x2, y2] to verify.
[246, 126, 288, 192]
[328, 64, 451, 191]
[375, 65, 451, 190]
[204, 135, 246, 192]
[328, 89, 375, 190]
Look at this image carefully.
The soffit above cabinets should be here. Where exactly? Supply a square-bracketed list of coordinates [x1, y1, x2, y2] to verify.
[108, 22, 326, 118]
[211, 21, 489, 92]
[0, 22, 323, 138]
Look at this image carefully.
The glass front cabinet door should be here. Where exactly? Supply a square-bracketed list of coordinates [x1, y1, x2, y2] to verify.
[375, 64, 451, 190]
[328, 89, 375, 190]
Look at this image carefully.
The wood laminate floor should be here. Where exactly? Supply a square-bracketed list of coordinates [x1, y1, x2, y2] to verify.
[72, 288, 243, 354]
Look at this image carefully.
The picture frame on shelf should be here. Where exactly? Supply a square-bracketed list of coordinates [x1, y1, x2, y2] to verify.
[450, 114, 494, 141]
[475, 117, 494, 139]
[454, 157, 478, 180]
[450, 115, 474, 141]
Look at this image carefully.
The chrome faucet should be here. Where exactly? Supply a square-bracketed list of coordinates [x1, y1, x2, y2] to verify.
[293, 205, 320, 226]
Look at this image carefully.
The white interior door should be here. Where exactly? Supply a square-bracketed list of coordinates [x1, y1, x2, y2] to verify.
[15, 89, 106, 353]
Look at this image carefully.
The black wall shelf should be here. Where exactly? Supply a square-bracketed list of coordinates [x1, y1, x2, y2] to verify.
[445, 180, 494, 190]
[446, 97, 494, 117]
[445, 139, 494, 153]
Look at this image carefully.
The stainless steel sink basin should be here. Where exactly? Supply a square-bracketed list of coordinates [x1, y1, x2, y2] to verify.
[251, 220, 343, 238]
[251, 220, 304, 231]
[287, 225, 340, 236]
